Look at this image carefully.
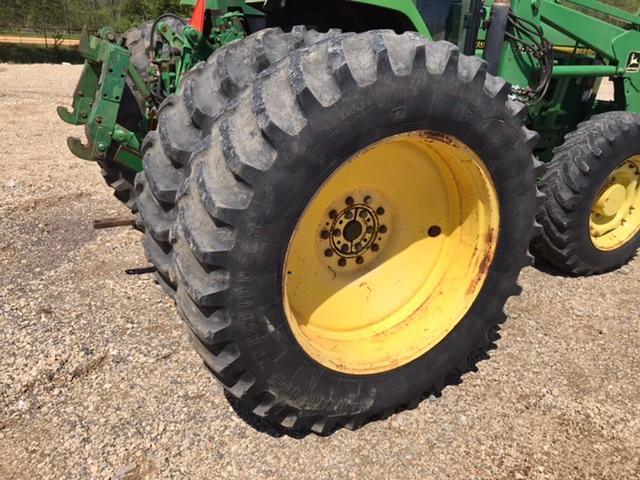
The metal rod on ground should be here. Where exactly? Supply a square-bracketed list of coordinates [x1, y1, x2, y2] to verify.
[93, 217, 136, 229]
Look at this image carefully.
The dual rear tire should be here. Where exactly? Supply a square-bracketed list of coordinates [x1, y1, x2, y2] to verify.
[139, 28, 640, 433]
[137, 30, 541, 432]
[135, 27, 337, 295]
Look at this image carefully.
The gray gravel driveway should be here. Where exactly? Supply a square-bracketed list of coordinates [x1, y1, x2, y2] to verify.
[0, 64, 638, 480]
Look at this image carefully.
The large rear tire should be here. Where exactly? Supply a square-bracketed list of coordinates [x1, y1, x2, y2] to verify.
[166, 31, 541, 433]
[135, 27, 336, 296]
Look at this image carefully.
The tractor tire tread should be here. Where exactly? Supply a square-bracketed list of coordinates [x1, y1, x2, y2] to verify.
[136, 27, 338, 294]
[171, 32, 541, 433]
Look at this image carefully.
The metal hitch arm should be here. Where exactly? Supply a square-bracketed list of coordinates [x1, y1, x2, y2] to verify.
[58, 27, 141, 167]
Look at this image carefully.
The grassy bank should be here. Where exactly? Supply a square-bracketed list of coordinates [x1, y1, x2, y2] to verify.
[0, 43, 83, 64]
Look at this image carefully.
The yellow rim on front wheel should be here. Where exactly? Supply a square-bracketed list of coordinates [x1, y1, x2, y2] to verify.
[590, 156, 640, 251]
[282, 131, 500, 375]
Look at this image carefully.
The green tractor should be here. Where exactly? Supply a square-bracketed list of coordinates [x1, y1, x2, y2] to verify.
[60, 0, 640, 433]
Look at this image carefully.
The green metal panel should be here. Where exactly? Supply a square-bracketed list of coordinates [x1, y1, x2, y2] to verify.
[57, 61, 99, 127]
[552, 65, 618, 77]
[61, 0, 640, 169]
[536, 0, 640, 113]
[475, 0, 640, 158]
[58, 27, 137, 164]
[539, 1, 624, 61]
[59, 11, 243, 170]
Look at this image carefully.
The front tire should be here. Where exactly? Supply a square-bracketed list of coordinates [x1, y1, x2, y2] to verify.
[170, 32, 540, 433]
[535, 112, 640, 275]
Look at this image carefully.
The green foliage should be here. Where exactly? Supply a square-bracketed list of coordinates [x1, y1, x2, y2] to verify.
[0, 0, 189, 34]
[0, 0, 637, 36]
[606, 0, 637, 13]
[0, 43, 83, 63]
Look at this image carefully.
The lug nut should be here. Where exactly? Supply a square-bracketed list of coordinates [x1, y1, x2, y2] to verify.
[356, 256, 365, 265]
[324, 249, 334, 258]
[333, 229, 341, 237]
[379, 225, 387, 234]
[346, 196, 354, 206]
[329, 210, 338, 219]
[377, 207, 385, 215]
[338, 258, 347, 267]
[364, 196, 372, 205]
[371, 244, 380, 252]
[320, 230, 330, 239]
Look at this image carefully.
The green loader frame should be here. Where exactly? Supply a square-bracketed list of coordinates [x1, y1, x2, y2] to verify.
[59, 0, 640, 168]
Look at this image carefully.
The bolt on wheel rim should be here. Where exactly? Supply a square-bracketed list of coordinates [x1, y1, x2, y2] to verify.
[319, 193, 391, 271]
[283, 132, 500, 375]
[590, 156, 640, 252]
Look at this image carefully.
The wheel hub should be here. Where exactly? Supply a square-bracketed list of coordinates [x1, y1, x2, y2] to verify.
[283, 131, 500, 374]
[594, 184, 626, 217]
[320, 195, 390, 268]
[590, 156, 640, 251]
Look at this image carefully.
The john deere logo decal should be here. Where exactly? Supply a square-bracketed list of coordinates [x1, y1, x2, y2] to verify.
[627, 52, 640, 73]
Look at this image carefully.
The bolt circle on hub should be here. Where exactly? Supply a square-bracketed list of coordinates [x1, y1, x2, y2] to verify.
[320, 194, 391, 268]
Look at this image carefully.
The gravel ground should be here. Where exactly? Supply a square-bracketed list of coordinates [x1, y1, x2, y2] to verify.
[0, 64, 638, 480]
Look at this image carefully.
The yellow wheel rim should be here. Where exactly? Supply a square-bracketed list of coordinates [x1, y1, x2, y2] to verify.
[590, 156, 640, 251]
[282, 132, 500, 375]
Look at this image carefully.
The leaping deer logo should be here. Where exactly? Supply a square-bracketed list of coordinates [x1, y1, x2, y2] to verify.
[627, 52, 640, 73]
